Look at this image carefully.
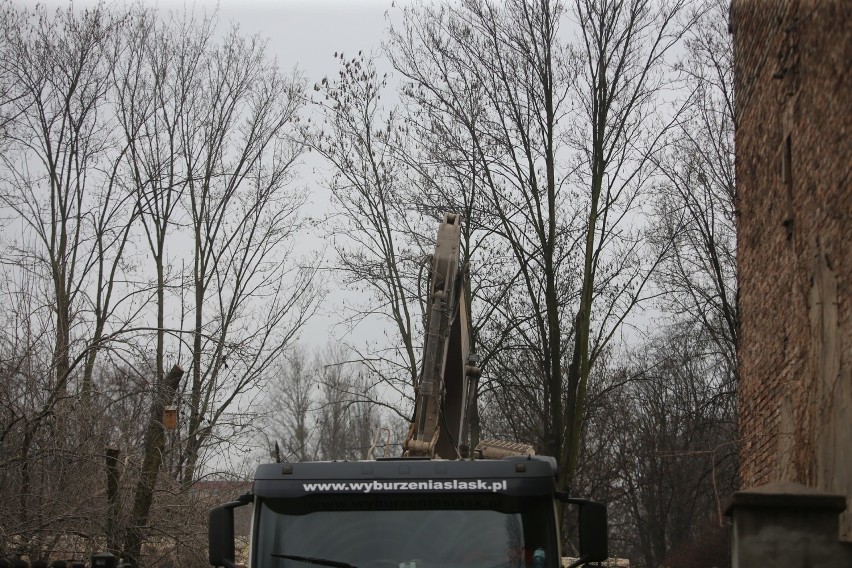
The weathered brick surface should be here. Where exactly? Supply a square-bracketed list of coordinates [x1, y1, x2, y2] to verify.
[731, 0, 851, 538]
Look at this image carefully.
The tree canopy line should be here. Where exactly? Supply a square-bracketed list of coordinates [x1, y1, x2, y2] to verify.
[0, 0, 736, 567]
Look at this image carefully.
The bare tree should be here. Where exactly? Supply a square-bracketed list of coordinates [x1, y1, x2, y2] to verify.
[112, 9, 203, 563]
[265, 342, 385, 463]
[175, 23, 315, 487]
[389, 0, 580, 471]
[651, 0, 737, 377]
[0, 2, 136, 560]
[386, 0, 692, 493]
[0, 1, 131, 400]
[112, 8, 318, 564]
[315, 343, 380, 461]
[265, 344, 318, 462]
[1, 3, 319, 561]
[307, 53, 424, 417]
[586, 326, 736, 567]
[588, 3, 738, 563]
[561, 0, 698, 485]
[0, 268, 97, 561]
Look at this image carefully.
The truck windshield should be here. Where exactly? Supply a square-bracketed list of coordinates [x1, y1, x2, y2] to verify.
[254, 493, 557, 568]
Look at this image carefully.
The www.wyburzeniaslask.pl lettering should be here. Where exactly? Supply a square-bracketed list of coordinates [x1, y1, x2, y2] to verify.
[302, 479, 509, 493]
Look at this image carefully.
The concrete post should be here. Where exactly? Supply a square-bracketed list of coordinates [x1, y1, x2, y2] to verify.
[725, 481, 852, 567]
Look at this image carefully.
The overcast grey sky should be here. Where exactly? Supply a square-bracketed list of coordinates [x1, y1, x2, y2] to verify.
[217, 0, 395, 80]
[34, 0, 397, 79]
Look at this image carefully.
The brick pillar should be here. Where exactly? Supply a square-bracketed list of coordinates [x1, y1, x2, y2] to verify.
[726, 481, 852, 567]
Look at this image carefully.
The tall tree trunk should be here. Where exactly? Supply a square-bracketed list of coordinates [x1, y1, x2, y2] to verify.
[123, 364, 184, 567]
[106, 446, 122, 556]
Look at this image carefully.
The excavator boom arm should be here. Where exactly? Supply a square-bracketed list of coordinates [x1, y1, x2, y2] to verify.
[404, 213, 479, 458]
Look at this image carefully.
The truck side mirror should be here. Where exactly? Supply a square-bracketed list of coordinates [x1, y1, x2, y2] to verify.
[577, 500, 608, 562]
[557, 496, 609, 565]
[91, 553, 118, 568]
[209, 494, 252, 568]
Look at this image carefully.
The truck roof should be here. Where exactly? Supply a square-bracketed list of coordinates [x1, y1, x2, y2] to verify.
[252, 456, 558, 498]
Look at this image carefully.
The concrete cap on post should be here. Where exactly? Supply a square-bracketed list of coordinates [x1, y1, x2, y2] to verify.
[725, 481, 851, 568]
[725, 481, 847, 514]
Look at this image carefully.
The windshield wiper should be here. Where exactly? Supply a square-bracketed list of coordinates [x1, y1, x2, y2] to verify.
[270, 553, 357, 568]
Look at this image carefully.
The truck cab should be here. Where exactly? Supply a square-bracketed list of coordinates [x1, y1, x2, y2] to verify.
[210, 456, 607, 568]
[209, 215, 607, 568]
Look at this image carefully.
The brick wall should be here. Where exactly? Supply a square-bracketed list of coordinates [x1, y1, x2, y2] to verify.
[731, 0, 851, 538]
